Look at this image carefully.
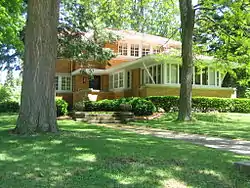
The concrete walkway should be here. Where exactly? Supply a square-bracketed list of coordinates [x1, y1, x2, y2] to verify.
[98, 124, 250, 156]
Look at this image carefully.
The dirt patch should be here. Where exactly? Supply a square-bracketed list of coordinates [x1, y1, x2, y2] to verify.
[135, 112, 164, 121]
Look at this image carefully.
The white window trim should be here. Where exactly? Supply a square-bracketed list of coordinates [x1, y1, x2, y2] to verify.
[55, 73, 72, 93]
[130, 44, 140, 57]
[117, 41, 161, 58]
[109, 70, 125, 90]
[118, 42, 128, 56]
[141, 63, 164, 85]
[140, 63, 223, 88]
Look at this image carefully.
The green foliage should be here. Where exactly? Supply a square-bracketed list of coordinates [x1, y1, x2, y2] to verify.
[0, 84, 20, 113]
[0, 85, 12, 102]
[74, 97, 156, 116]
[56, 98, 68, 117]
[194, 0, 250, 66]
[147, 96, 250, 113]
[0, 0, 25, 69]
[244, 88, 250, 98]
[59, 0, 120, 73]
[61, 0, 180, 39]
[0, 101, 19, 113]
[128, 97, 156, 116]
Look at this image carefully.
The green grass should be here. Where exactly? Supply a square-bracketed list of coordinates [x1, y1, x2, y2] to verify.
[0, 114, 250, 187]
[130, 112, 250, 141]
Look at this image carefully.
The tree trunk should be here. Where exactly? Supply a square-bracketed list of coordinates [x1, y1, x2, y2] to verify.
[177, 0, 195, 121]
[14, 0, 60, 134]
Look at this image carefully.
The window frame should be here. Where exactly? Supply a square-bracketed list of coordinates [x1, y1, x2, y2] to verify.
[118, 42, 128, 56]
[142, 44, 151, 57]
[109, 71, 125, 90]
[130, 44, 139, 57]
[141, 63, 222, 87]
[55, 74, 72, 92]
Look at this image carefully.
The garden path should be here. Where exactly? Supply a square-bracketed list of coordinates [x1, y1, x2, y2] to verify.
[97, 124, 250, 156]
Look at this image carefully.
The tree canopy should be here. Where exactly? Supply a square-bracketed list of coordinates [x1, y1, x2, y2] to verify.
[194, 0, 250, 66]
[0, 0, 24, 69]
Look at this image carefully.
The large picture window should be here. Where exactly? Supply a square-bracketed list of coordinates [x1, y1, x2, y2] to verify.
[55, 75, 71, 92]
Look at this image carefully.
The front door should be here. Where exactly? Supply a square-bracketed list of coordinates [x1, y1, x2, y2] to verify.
[89, 76, 101, 90]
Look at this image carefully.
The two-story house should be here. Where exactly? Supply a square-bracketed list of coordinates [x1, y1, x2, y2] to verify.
[55, 29, 236, 106]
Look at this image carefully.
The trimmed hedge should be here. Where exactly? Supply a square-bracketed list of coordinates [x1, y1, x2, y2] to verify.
[0, 101, 19, 113]
[74, 97, 156, 116]
[147, 96, 250, 113]
[74, 96, 250, 115]
[56, 98, 68, 117]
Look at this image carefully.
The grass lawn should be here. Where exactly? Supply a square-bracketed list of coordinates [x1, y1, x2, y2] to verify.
[0, 114, 250, 187]
[130, 112, 250, 141]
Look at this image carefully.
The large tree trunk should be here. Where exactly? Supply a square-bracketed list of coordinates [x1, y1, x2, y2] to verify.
[177, 0, 195, 121]
[14, 0, 60, 134]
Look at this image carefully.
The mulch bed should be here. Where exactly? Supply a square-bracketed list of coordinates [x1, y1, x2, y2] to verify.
[57, 116, 72, 120]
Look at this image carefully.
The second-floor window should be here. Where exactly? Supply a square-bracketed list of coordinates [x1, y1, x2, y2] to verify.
[142, 44, 150, 56]
[130, 44, 139, 57]
[118, 43, 128, 56]
[153, 46, 161, 54]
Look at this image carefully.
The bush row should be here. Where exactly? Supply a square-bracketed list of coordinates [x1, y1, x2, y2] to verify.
[74, 97, 156, 116]
[0, 101, 19, 113]
[147, 96, 250, 113]
[0, 98, 68, 116]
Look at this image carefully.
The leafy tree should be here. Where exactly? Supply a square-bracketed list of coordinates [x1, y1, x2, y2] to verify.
[61, 0, 180, 39]
[14, 0, 60, 134]
[177, 0, 249, 121]
[0, 0, 24, 69]
[0, 84, 12, 102]
[194, 0, 250, 96]
[194, 0, 249, 66]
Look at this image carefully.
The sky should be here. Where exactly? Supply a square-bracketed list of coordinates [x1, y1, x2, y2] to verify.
[0, 70, 21, 84]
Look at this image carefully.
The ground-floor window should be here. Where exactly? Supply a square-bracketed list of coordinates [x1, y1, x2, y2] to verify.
[193, 67, 220, 86]
[109, 71, 125, 89]
[141, 64, 164, 84]
[55, 74, 72, 92]
[141, 63, 221, 87]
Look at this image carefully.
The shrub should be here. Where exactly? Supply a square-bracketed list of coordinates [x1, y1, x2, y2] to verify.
[56, 98, 68, 117]
[146, 96, 179, 112]
[0, 86, 12, 103]
[129, 97, 156, 116]
[147, 96, 250, 113]
[73, 97, 156, 116]
[0, 101, 19, 113]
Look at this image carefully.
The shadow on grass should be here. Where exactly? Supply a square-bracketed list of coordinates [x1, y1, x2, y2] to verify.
[130, 112, 250, 140]
[0, 118, 249, 187]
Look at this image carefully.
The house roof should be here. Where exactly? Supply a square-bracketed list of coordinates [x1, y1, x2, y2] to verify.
[107, 29, 181, 48]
